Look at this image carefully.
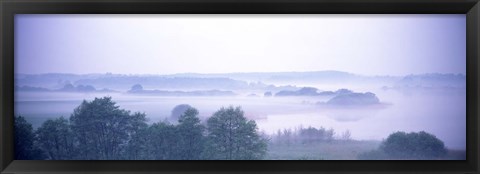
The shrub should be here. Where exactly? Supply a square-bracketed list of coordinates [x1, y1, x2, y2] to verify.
[380, 131, 447, 159]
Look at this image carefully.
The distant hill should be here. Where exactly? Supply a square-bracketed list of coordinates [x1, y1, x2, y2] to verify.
[394, 73, 466, 88]
[326, 92, 380, 106]
[275, 88, 368, 98]
[75, 76, 250, 91]
[379, 73, 466, 95]
[15, 85, 50, 92]
[15, 73, 251, 91]
[275, 87, 341, 97]
[15, 71, 465, 93]
[128, 89, 236, 96]
[15, 84, 116, 93]
[167, 71, 370, 84]
[15, 73, 299, 92]
[169, 71, 405, 87]
[14, 73, 120, 89]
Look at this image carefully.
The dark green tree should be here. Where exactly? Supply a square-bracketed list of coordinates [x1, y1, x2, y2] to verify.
[146, 122, 179, 160]
[69, 97, 144, 160]
[380, 131, 447, 159]
[176, 108, 205, 160]
[123, 112, 149, 160]
[204, 106, 267, 160]
[14, 115, 45, 160]
[36, 116, 75, 160]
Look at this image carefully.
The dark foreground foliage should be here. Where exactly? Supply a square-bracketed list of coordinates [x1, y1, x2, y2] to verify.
[14, 116, 45, 160]
[204, 106, 267, 160]
[15, 96, 267, 160]
[14, 97, 455, 160]
[357, 131, 448, 160]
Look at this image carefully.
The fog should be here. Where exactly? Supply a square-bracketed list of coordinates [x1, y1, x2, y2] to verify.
[14, 15, 466, 159]
[16, 14, 465, 76]
[15, 84, 466, 150]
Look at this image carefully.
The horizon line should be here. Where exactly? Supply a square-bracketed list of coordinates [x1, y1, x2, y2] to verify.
[14, 70, 467, 77]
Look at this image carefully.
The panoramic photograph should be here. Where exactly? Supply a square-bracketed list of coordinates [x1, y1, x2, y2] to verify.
[14, 14, 466, 160]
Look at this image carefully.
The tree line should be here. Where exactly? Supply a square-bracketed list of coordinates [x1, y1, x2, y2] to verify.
[14, 96, 449, 160]
[271, 126, 338, 146]
[15, 96, 267, 160]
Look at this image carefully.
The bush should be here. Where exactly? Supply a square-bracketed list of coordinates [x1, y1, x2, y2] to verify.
[380, 131, 447, 159]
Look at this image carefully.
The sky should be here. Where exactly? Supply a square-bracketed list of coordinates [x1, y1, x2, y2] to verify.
[15, 14, 466, 76]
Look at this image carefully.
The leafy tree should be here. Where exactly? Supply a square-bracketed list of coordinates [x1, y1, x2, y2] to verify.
[123, 112, 149, 160]
[176, 108, 205, 160]
[380, 131, 447, 159]
[69, 97, 143, 160]
[341, 130, 352, 141]
[60, 83, 75, 92]
[146, 122, 179, 160]
[76, 85, 96, 92]
[274, 128, 294, 145]
[36, 117, 75, 160]
[14, 115, 45, 160]
[204, 106, 267, 160]
[170, 104, 192, 123]
[130, 84, 143, 92]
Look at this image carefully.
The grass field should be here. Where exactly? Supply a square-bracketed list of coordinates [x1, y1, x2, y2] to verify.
[266, 140, 466, 160]
[266, 140, 381, 160]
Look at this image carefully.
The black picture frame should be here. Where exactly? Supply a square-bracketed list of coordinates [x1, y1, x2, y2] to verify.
[1, 0, 479, 173]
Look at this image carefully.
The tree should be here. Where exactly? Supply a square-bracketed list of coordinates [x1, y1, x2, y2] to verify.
[60, 83, 75, 92]
[176, 108, 205, 160]
[76, 85, 96, 92]
[170, 104, 193, 123]
[273, 128, 293, 146]
[14, 115, 45, 160]
[69, 97, 144, 160]
[204, 106, 267, 160]
[123, 112, 149, 160]
[341, 130, 352, 140]
[380, 131, 447, 159]
[130, 84, 143, 92]
[146, 122, 179, 160]
[36, 117, 75, 160]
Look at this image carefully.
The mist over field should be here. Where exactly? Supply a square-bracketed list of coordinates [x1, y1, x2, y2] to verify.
[13, 14, 466, 160]
[15, 71, 466, 153]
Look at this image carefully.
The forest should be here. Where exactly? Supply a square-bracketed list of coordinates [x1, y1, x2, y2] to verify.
[15, 96, 460, 160]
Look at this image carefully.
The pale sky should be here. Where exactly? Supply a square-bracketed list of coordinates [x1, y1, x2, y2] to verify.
[15, 14, 466, 76]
